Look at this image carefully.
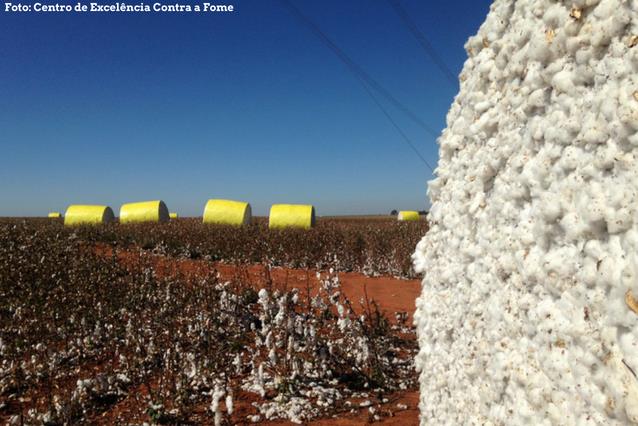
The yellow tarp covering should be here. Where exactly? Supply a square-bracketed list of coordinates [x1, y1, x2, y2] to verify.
[398, 211, 420, 221]
[203, 199, 251, 226]
[48, 212, 62, 218]
[269, 204, 315, 229]
[169, 213, 178, 219]
[120, 200, 169, 224]
[64, 205, 114, 226]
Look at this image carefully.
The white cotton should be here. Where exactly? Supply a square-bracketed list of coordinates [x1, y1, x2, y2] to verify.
[225, 390, 234, 415]
[413, 0, 638, 424]
[258, 288, 269, 303]
[257, 363, 265, 398]
[552, 69, 576, 94]
[210, 385, 225, 426]
[233, 353, 242, 375]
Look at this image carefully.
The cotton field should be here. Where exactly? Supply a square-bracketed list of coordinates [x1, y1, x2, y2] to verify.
[3, 0, 635, 423]
[0, 218, 423, 424]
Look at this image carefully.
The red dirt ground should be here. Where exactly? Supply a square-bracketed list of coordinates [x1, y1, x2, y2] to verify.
[92, 246, 423, 425]
[101, 246, 422, 322]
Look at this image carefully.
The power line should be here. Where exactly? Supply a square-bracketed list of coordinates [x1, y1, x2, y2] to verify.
[278, 0, 440, 139]
[278, 0, 436, 170]
[358, 77, 435, 171]
[387, 0, 458, 88]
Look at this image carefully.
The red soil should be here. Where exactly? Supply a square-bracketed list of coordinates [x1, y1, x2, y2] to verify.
[95, 386, 420, 425]
[101, 246, 422, 322]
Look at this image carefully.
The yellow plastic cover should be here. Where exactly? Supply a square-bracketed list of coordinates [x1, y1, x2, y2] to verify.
[268, 204, 315, 229]
[398, 210, 420, 221]
[203, 199, 251, 226]
[48, 212, 62, 218]
[169, 213, 178, 219]
[64, 205, 114, 226]
[120, 200, 169, 224]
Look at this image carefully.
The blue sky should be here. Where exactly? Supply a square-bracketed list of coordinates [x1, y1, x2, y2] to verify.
[0, 0, 492, 216]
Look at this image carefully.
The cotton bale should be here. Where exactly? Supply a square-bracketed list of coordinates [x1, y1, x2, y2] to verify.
[48, 212, 62, 218]
[119, 200, 169, 224]
[203, 199, 251, 226]
[268, 204, 315, 229]
[64, 205, 114, 226]
[169, 213, 178, 219]
[397, 211, 420, 221]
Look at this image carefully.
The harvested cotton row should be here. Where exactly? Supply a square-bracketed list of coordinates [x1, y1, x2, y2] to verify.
[119, 200, 169, 224]
[64, 205, 114, 226]
[397, 211, 420, 221]
[268, 204, 315, 229]
[48, 212, 62, 218]
[202, 199, 251, 226]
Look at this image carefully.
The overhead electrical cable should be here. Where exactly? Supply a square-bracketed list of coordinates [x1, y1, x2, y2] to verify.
[278, 0, 439, 139]
[357, 76, 435, 171]
[387, 0, 458, 88]
[278, 0, 436, 170]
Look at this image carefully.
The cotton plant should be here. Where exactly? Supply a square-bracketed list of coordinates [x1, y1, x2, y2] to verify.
[0, 221, 418, 424]
[208, 383, 227, 426]
[237, 268, 417, 422]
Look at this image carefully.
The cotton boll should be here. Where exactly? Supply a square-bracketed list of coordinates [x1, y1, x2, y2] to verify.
[595, 256, 619, 288]
[552, 69, 577, 94]
[582, 123, 608, 145]
[592, 0, 618, 19]
[560, 146, 584, 171]
[527, 32, 553, 64]
[566, 35, 585, 55]
[590, 20, 615, 47]
[528, 88, 549, 108]
[620, 333, 638, 362]
[575, 46, 595, 65]
[580, 199, 607, 231]
[609, 185, 633, 210]
[523, 62, 546, 90]
[627, 133, 638, 151]
[543, 4, 569, 28]
[600, 95, 619, 121]
[595, 145, 619, 170]
[618, 103, 638, 132]
[606, 207, 633, 234]
[225, 392, 233, 415]
[210, 385, 225, 426]
[606, 57, 629, 80]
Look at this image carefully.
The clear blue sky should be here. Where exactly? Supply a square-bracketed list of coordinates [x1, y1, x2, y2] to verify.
[0, 0, 491, 216]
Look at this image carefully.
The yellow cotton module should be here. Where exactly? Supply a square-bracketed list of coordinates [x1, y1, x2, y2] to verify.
[169, 213, 178, 220]
[120, 200, 169, 224]
[269, 204, 315, 229]
[397, 211, 420, 221]
[48, 212, 62, 218]
[203, 199, 251, 226]
[64, 205, 114, 226]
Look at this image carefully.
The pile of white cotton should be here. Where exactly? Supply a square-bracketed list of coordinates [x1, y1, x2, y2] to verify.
[413, 0, 638, 423]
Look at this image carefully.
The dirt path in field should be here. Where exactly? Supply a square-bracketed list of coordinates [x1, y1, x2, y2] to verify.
[99, 245, 422, 322]
[94, 245, 423, 425]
